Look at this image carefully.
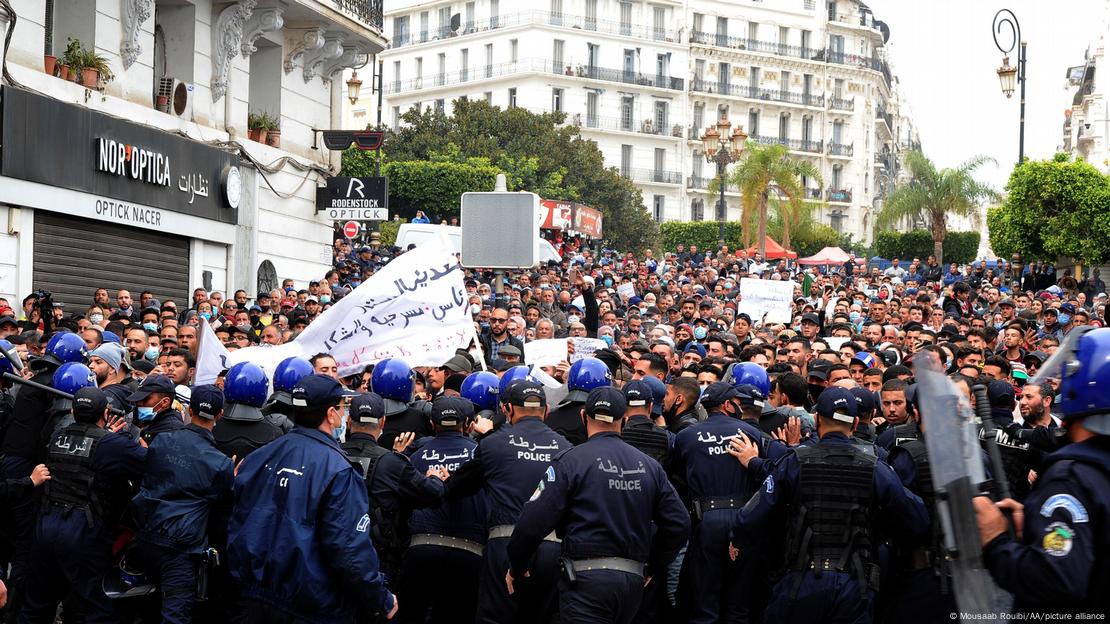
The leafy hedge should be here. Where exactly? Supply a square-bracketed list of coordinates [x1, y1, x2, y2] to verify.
[379, 219, 401, 248]
[873, 229, 980, 264]
[382, 160, 500, 221]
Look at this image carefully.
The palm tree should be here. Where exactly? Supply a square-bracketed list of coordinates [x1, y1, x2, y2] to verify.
[876, 151, 999, 265]
[727, 142, 822, 254]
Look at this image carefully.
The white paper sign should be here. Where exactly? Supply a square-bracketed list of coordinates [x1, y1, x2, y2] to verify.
[569, 337, 607, 362]
[617, 282, 637, 301]
[737, 278, 796, 325]
[525, 338, 569, 367]
[823, 336, 850, 352]
[195, 236, 472, 382]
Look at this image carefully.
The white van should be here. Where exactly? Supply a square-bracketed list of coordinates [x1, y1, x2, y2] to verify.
[394, 223, 561, 264]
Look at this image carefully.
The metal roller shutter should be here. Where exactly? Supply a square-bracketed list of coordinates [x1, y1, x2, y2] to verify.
[33, 212, 190, 311]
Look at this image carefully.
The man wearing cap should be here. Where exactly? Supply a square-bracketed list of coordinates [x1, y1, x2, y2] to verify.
[670, 382, 773, 623]
[340, 392, 446, 586]
[21, 387, 147, 623]
[620, 380, 672, 466]
[129, 374, 186, 445]
[507, 387, 689, 624]
[443, 380, 572, 624]
[426, 355, 473, 400]
[127, 385, 234, 624]
[88, 343, 136, 413]
[397, 396, 487, 623]
[229, 375, 398, 623]
[727, 387, 927, 623]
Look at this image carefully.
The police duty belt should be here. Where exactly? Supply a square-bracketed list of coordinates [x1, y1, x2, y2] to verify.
[409, 533, 485, 557]
[488, 524, 561, 543]
[565, 557, 646, 579]
[692, 496, 744, 520]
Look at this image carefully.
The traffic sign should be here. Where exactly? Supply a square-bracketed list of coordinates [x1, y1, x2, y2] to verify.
[342, 220, 360, 239]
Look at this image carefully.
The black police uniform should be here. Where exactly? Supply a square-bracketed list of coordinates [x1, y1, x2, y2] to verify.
[213, 403, 282, 460]
[547, 398, 588, 446]
[260, 390, 296, 433]
[378, 402, 434, 451]
[982, 436, 1110, 614]
[140, 407, 187, 445]
[397, 424, 486, 623]
[669, 383, 773, 624]
[508, 404, 689, 624]
[21, 396, 147, 623]
[342, 431, 444, 582]
[664, 406, 699, 434]
[621, 414, 672, 466]
[444, 382, 572, 624]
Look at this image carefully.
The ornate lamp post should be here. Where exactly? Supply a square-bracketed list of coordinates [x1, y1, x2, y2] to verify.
[701, 118, 747, 243]
[993, 9, 1026, 165]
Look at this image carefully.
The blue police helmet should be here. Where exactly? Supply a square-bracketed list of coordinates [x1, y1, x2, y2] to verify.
[0, 339, 15, 376]
[44, 332, 88, 367]
[730, 362, 770, 397]
[224, 362, 269, 407]
[498, 365, 535, 398]
[461, 371, 501, 412]
[273, 357, 314, 393]
[565, 357, 612, 403]
[1053, 327, 1110, 434]
[53, 362, 96, 395]
[370, 358, 415, 403]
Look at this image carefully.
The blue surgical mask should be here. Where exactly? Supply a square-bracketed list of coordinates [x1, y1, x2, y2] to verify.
[1058, 314, 1071, 326]
[89, 314, 104, 324]
[136, 406, 156, 422]
[319, 295, 331, 305]
[332, 410, 348, 442]
[694, 326, 708, 340]
[200, 312, 212, 321]
[601, 334, 614, 346]
[145, 346, 160, 361]
[994, 322, 1006, 330]
[568, 315, 581, 324]
[849, 311, 861, 323]
[604, 279, 613, 288]
[142, 322, 158, 332]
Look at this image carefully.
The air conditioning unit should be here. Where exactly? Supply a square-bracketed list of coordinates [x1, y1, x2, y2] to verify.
[158, 78, 194, 119]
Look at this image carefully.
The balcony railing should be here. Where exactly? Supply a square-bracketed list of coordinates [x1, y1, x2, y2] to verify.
[752, 135, 824, 153]
[389, 9, 679, 49]
[385, 58, 684, 94]
[826, 50, 892, 89]
[336, 0, 384, 30]
[829, 96, 854, 111]
[622, 167, 682, 185]
[804, 187, 822, 200]
[690, 30, 816, 62]
[687, 175, 713, 189]
[875, 107, 893, 131]
[827, 189, 853, 203]
[828, 142, 854, 157]
[574, 114, 681, 137]
[690, 80, 823, 107]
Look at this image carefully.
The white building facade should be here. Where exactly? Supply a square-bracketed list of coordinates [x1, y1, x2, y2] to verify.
[0, 0, 384, 309]
[1062, 31, 1109, 173]
[370, 0, 921, 244]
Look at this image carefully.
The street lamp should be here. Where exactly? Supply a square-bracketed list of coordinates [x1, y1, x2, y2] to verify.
[701, 119, 747, 243]
[992, 9, 1026, 164]
[346, 71, 363, 105]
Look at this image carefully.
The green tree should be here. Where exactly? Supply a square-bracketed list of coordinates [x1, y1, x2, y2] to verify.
[988, 153, 1110, 264]
[719, 142, 821, 253]
[875, 151, 997, 265]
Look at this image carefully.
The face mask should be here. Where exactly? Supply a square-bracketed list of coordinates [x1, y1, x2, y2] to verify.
[470, 304, 481, 315]
[994, 322, 1005, 330]
[200, 312, 212, 321]
[849, 311, 861, 323]
[89, 314, 104, 324]
[1058, 314, 1071, 326]
[136, 406, 156, 422]
[601, 334, 614, 346]
[568, 315, 581, 324]
[142, 322, 158, 332]
[693, 327, 708, 340]
[350, 280, 361, 288]
[145, 346, 160, 361]
[319, 295, 331, 305]
[604, 279, 614, 288]
[332, 409, 348, 442]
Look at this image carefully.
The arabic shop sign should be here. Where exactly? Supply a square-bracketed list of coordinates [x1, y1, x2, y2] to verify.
[0, 87, 240, 224]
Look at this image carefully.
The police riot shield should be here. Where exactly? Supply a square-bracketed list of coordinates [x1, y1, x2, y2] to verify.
[914, 352, 1011, 619]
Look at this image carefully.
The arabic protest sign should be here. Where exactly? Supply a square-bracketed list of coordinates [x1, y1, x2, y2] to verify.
[616, 282, 636, 302]
[737, 278, 796, 325]
[525, 339, 568, 367]
[569, 337, 607, 363]
[195, 235, 472, 382]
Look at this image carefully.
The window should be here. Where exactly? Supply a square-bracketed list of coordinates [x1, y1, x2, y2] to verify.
[833, 120, 843, 144]
[485, 44, 493, 77]
[437, 6, 451, 38]
[484, 91, 493, 103]
[588, 44, 600, 71]
[656, 54, 668, 84]
[392, 106, 401, 130]
[691, 199, 705, 221]
[415, 57, 423, 88]
[551, 0, 563, 22]
[460, 49, 469, 82]
[716, 16, 728, 46]
[552, 88, 564, 112]
[693, 13, 703, 35]
[653, 195, 665, 221]
[693, 101, 704, 130]
[247, 38, 281, 125]
[436, 52, 446, 86]
[694, 59, 705, 88]
[832, 164, 843, 189]
[420, 11, 429, 42]
[465, 2, 475, 31]
[434, 99, 445, 113]
[803, 73, 813, 99]
[392, 60, 401, 91]
[587, 92, 599, 127]
[827, 1, 837, 20]
[779, 26, 789, 47]
[620, 96, 634, 131]
[653, 6, 666, 41]
[779, 113, 789, 140]
[510, 39, 518, 63]
[830, 34, 845, 58]
[621, 144, 633, 176]
[654, 148, 666, 179]
[553, 39, 565, 71]
[749, 66, 760, 91]
[490, 0, 499, 28]
[801, 29, 812, 55]
[692, 153, 703, 180]
[780, 70, 790, 95]
[802, 115, 813, 142]
[585, 0, 598, 30]
[392, 15, 410, 45]
[620, 1, 632, 36]
[748, 109, 760, 136]
[833, 77, 844, 99]
[748, 21, 758, 42]
[623, 49, 636, 80]
[508, 87, 517, 108]
[654, 100, 668, 131]
[718, 62, 730, 93]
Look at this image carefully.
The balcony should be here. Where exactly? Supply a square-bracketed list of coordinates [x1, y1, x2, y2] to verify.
[690, 80, 823, 107]
[828, 142, 854, 157]
[826, 50, 892, 90]
[752, 135, 823, 153]
[575, 114, 682, 137]
[385, 58, 684, 94]
[803, 187, 822, 200]
[690, 30, 817, 62]
[687, 175, 713, 189]
[875, 107, 893, 132]
[334, 0, 384, 30]
[622, 167, 682, 185]
[827, 189, 853, 203]
[388, 9, 679, 50]
[829, 96, 854, 111]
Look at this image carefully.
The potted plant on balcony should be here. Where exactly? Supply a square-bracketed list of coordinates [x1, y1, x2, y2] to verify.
[247, 113, 261, 142]
[44, 52, 58, 77]
[78, 47, 114, 89]
[59, 37, 82, 82]
[264, 114, 281, 148]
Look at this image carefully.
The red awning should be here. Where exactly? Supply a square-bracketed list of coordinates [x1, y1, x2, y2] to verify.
[744, 236, 797, 259]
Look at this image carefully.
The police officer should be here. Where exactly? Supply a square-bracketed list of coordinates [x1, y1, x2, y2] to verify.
[129, 384, 234, 624]
[507, 387, 689, 624]
[620, 380, 671, 465]
[374, 359, 433, 450]
[548, 357, 612, 445]
[261, 356, 313, 433]
[727, 387, 929, 623]
[979, 379, 1038, 502]
[397, 396, 487, 624]
[461, 370, 501, 431]
[20, 387, 147, 623]
[130, 374, 186, 444]
[670, 381, 770, 623]
[341, 392, 446, 585]
[444, 380, 572, 624]
[0, 331, 86, 618]
[213, 362, 282, 460]
[974, 327, 1110, 614]
[44, 361, 98, 433]
[228, 374, 397, 623]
